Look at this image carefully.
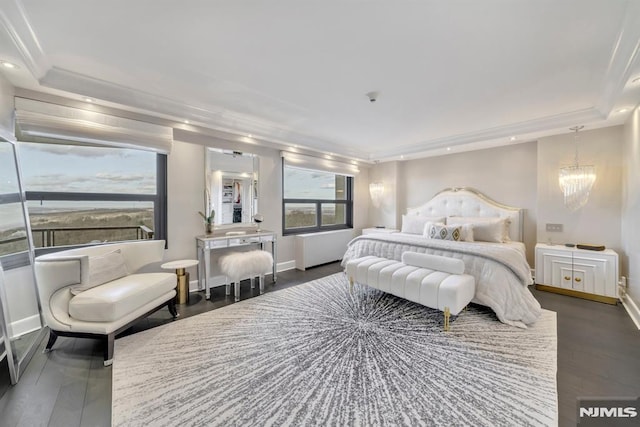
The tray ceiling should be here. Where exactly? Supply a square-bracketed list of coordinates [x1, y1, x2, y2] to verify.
[1, 0, 640, 161]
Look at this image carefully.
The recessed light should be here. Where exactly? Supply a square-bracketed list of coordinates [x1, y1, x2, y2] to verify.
[510, 136, 517, 141]
[247, 134, 252, 138]
[1, 61, 17, 69]
[446, 147, 451, 151]
[84, 97, 93, 103]
[616, 108, 628, 113]
[400, 155, 404, 159]
[184, 120, 189, 124]
[293, 145, 298, 148]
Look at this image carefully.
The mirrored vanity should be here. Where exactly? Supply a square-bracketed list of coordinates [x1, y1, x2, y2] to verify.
[197, 148, 276, 300]
[205, 148, 259, 226]
[0, 136, 46, 385]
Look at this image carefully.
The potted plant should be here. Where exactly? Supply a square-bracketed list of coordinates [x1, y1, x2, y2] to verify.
[199, 189, 215, 234]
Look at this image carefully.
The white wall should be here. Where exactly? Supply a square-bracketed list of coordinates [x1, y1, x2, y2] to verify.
[165, 140, 206, 261]
[0, 73, 15, 135]
[622, 107, 640, 314]
[381, 142, 538, 263]
[537, 126, 623, 254]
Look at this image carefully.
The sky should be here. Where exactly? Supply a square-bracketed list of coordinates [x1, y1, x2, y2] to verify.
[284, 166, 341, 199]
[17, 142, 156, 195]
[1, 143, 156, 232]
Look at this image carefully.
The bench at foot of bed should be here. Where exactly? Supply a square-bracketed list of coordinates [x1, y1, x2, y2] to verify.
[345, 252, 476, 331]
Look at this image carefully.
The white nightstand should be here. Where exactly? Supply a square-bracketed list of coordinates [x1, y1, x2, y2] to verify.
[534, 243, 619, 304]
[362, 227, 399, 235]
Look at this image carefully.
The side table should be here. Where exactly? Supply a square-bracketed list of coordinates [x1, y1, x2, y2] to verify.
[161, 259, 199, 304]
[362, 227, 399, 235]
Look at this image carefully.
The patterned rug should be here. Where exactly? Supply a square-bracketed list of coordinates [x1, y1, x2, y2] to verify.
[112, 273, 557, 426]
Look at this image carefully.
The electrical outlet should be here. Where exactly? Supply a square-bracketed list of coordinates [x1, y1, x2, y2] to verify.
[546, 223, 563, 232]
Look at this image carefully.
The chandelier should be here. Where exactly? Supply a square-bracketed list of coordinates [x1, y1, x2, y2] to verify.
[558, 126, 596, 211]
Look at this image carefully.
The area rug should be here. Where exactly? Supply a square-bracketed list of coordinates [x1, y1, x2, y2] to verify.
[112, 273, 557, 426]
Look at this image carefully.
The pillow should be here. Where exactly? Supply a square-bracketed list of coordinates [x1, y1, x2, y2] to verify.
[447, 217, 510, 243]
[70, 249, 129, 295]
[456, 223, 474, 242]
[401, 252, 465, 275]
[425, 223, 462, 241]
[401, 214, 446, 234]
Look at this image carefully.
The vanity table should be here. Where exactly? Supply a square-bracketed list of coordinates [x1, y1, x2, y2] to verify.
[196, 228, 277, 300]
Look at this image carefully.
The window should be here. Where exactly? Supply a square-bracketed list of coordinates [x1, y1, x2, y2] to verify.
[0, 139, 31, 269]
[283, 165, 353, 235]
[19, 142, 167, 251]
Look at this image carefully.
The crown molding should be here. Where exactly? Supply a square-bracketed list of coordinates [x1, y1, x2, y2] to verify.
[38, 66, 365, 158]
[368, 107, 605, 160]
[594, 0, 640, 115]
[0, 0, 49, 78]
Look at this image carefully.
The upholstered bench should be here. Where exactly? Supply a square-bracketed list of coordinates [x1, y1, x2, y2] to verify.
[219, 250, 274, 302]
[345, 252, 475, 330]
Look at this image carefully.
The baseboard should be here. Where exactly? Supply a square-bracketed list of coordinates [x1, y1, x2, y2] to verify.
[10, 314, 42, 339]
[622, 293, 640, 330]
[277, 260, 296, 272]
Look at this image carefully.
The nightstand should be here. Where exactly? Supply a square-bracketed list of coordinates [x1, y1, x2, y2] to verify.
[362, 227, 399, 235]
[534, 243, 619, 304]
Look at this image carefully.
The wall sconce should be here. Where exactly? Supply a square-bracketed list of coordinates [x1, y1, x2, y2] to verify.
[369, 182, 384, 208]
[558, 126, 596, 211]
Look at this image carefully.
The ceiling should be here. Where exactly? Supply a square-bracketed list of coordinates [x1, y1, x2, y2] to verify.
[1, 0, 640, 162]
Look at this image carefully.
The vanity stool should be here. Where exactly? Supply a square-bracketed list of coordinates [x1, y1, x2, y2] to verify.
[219, 250, 274, 302]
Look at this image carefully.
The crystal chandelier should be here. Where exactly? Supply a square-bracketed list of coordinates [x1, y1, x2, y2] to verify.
[558, 126, 596, 211]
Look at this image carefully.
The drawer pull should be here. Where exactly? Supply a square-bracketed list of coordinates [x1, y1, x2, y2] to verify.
[574, 277, 582, 283]
[564, 276, 571, 281]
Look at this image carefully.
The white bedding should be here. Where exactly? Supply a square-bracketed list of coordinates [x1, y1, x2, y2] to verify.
[341, 232, 542, 328]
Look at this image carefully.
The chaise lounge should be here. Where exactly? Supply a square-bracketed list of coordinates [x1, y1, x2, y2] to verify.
[34, 239, 177, 366]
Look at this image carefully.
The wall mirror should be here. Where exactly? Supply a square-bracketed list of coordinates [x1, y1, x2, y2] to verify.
[205, 148, 259, 226]
[0, 136, 46, 385]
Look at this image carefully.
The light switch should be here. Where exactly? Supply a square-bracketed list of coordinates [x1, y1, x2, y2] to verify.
[546, 223, 563, 232]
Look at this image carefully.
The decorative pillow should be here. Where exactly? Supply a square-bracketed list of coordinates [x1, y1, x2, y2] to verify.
[447, 217, 510, 243]
[70, 249, 129, 295]
[401, 214, 446, 235]
[425, 223, 462, 241]
[456, 223, 475, 242]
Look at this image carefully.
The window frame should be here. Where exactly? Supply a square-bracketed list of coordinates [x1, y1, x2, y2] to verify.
[282, 163, 353, 236]
[23, 153, 168, 255]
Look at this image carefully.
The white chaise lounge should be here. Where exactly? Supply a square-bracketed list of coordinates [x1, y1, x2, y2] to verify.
[345, 252, 475, 330]
[34, 240, 177, 366]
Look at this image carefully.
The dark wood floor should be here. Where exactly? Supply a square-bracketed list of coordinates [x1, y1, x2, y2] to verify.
[0, 263, 639, 427]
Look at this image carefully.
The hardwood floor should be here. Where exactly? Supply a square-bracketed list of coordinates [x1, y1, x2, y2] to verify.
[530, 287, 640, 426]
[0, 263, 638, 427]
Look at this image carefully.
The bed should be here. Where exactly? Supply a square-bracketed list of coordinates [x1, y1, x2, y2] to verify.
[342, 187, 542, 328]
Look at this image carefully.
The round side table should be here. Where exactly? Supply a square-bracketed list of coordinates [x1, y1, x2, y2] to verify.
[161, 259, 199, 304]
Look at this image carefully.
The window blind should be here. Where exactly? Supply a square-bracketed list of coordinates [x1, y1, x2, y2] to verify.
[281, 151, 359, 176]
[14, 97, 173, 154]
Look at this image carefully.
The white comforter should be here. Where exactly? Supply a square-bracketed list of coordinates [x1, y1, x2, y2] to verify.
[341, 233, 542, 328]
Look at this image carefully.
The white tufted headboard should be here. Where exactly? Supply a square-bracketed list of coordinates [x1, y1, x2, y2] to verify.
[406, 187, 524, 242]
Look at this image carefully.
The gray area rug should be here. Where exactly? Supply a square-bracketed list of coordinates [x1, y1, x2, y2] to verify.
[112, 273, 557, 426]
